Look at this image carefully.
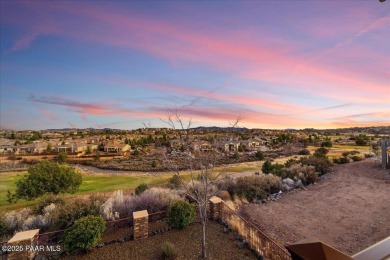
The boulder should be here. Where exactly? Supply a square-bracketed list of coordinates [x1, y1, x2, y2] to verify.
[282, 178, 295, 187]
[295, 180, 304, 188]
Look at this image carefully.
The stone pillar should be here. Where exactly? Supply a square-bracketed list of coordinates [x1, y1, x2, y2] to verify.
[133, 210, 149, 240]
[7, 229, 39, 260]
[209, 196, 222, 220]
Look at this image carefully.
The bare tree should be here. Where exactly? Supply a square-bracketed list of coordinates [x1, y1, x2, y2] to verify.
[159, 109, 241, 259]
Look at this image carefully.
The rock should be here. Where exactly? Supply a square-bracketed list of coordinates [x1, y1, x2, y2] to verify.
[262, 199, 267, 203]
[223, 227, 229, 233]
[295, 180, 304, 188]
[118, 238, 125, 243]
[283, 178, 295, 187]
[283, 184, 292, 191]
[97, 243, 104, 248]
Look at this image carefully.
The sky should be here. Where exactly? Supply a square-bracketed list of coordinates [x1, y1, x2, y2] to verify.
[0, 1, 389, 130]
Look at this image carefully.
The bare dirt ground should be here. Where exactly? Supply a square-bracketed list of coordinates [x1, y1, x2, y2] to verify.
[240, 159, 390, 256]
[63, 222, 257, 260]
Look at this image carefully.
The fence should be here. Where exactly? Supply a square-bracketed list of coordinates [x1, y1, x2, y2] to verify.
[221, 202, 291, 260]
[101, 216, 133, 243]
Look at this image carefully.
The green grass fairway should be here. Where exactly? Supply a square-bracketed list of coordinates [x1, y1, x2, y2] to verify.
[0, 171, 172, 212]
[0, 162, 258, 212]
[307, 144, 372, 159]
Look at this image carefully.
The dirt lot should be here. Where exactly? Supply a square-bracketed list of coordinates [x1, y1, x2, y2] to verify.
[241, 159, 390, 256]
[63, 222, 257, 260]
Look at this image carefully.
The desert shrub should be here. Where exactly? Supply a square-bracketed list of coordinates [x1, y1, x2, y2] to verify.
[34, 194, 65, 215]
[0, 215, 8, 240]
[300, 156, 332, 175]
[333, 157, 349, 164]
[217, 177, 236, 199]
[235, 177, 265, 202]
[351, 156, 363, 162]
[22, 215, 51, 231]
[313, 147, 329, 158]
[216, 190, 231, 201]
[56, 151, 68, 163]
[364, 152, 375, 158]
[161, 241, 177, 260]
[100, 190, 124, 220]
[235, 175, 282, 202]
[284, 158, 299, 168]
[4, 209, 31, 234]
[151, 161, 157, 168]
[168, 175, 181, 189]
[285, 164, 318, 185]
[104, 188, 181, 219]
[321, 141, 332, 148]
[342, 150, 359, 157]
[64, 215, 105, 252]
[298, 149, 310, 155]
[355, 137, 367, 146]
[271, 163, 285, 176]
[167, 201, 196, 229]
[135, 183, 148, 195]
[53, 196, 102, 230]
[255, 151, 265, 160]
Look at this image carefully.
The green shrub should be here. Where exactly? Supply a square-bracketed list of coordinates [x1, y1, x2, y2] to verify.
[161, 241, 177, 260]
[284, 158, 298, 168]
[313, 147, 329, 158]
[168, 175, 181, 189]
[167, 201, 196, 229]
[10, 161, 82, 201]
[56, 151, 68, 163]
[151, 161, 157, 168]
[342, 150, 359, 157]
[298, 149, 310, 155]
[255, 151, 265, 160]
[333, 157, 349, 164]
[351, 156, 363, 162]
[135, 183, 148, 195]
[261, 160, 273, 174]
[64, 215, 105, 252]
[321, 141, 332, 148]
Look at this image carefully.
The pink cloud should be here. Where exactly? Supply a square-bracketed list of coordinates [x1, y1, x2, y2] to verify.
[10, 24, 57, 52]
[36, 107, 57, 121]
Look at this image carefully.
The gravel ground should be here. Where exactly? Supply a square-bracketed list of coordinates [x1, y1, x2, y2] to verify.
[62, 222, 257, 260]
[240, 159, 390, 256]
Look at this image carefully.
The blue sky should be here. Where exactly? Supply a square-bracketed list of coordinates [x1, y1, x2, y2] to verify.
[1, 1, 389, 130]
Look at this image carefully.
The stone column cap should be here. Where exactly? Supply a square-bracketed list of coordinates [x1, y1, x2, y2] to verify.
[133, 210, 149, 219]
[8, 229, 39, 243]
[209, 196, 222, 203]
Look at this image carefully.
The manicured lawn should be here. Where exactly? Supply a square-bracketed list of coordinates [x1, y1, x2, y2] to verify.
[307, 144, 372, 159]
[0, 171, 172, 212]
[0, 163, 255, 212]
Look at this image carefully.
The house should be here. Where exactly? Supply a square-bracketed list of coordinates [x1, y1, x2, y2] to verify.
[219, 141, 240, 152]
[191, 141, 213, 152]
[103, 143, 130, 153]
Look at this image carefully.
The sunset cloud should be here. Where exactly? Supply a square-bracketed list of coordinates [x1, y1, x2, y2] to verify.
[1, 1, 389, 130]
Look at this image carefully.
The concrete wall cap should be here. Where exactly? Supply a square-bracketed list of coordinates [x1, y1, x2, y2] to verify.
[8, 229, 39, 243]
[133, 210, 149, 219]
[209, 196, 222, 203]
